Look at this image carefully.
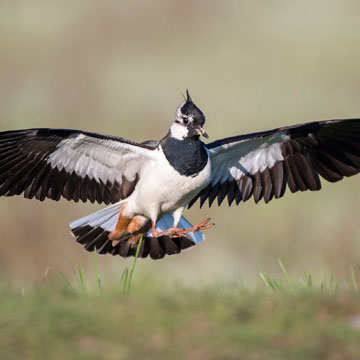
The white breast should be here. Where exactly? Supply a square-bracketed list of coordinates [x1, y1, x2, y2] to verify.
[125, 146, 211, 220]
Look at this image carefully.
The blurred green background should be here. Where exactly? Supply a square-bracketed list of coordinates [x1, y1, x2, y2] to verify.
[1, 0, 360, 285]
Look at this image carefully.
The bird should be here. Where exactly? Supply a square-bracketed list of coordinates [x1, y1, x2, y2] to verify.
[1, 90, 360, 260]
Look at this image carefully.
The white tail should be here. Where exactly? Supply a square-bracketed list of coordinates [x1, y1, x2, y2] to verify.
[69, 202, 124, 233]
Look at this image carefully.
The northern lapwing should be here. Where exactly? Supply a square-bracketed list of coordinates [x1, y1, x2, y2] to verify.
[1, 91, 360, 259]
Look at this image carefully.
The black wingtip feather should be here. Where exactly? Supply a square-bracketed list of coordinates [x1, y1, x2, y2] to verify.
[217, 182, 228, 206]
[227, 180, 236, 206]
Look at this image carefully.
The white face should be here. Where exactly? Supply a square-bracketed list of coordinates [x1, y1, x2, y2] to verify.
[170, 121, 189, 140]
[170, 102, 195, 140]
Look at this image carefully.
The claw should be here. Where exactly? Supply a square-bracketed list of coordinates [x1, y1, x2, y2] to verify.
[112, 239, 120, 247]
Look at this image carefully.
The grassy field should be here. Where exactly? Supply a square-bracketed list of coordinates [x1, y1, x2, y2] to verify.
[1, 260, 360, 360]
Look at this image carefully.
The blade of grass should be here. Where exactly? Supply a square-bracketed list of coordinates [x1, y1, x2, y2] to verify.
[350, 265, 358, 292]
[94, 248, 102, 293]
[58, 270, 76, 294]
[77, 266, 87, 294]
[120, 266, 128, 285]
[122, 267, 129, 293]
[73, 267, 82, 291]
[306, 274, 312, 289]
[43, 265, 50, 279]
[278, 259, 294, 291]
[258, 267, 281, 291]
[126, 236, 143, 293]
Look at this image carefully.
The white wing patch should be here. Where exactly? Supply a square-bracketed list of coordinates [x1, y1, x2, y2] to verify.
[209, 133, 289, 184]
[47, 134, 155, 184]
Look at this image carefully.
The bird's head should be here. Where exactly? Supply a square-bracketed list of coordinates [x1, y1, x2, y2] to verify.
[170, 90, 208, 140]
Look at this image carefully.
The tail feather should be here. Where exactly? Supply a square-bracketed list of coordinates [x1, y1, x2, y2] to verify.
[69, 202, 123, 231]
[70, 204, 205, 259]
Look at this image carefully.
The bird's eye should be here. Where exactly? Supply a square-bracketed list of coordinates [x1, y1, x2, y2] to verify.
[183, 117, 189, 125]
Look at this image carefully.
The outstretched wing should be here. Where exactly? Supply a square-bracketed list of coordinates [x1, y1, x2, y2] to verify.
[189, 119, 360, 208]
[0, 128, 158, 204]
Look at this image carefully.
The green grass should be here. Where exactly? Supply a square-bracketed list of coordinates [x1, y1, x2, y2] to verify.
[1, 259, 360, 359]
[1, 280, 360, 360]
[56, 236, 144, 296]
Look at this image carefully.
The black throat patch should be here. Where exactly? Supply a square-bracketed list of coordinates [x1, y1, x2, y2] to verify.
[161, 136, 208, 177]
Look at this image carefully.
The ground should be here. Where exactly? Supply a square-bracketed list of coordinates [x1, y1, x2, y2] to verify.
[1, 272, 360, 360]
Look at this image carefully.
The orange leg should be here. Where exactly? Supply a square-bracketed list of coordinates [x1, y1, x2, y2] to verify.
[128, 233, 144, 248]
[110, 213, 152, 247]
[109, 205, 131, 246]
[151, 222, 184, 237]
[127, 218, 151, 247]
[151, 218, 214, 238]
[180, 218, 214, 235]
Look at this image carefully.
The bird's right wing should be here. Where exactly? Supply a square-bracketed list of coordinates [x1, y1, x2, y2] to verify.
[189, 119, 360, 208]
[0, 128, 158, 204]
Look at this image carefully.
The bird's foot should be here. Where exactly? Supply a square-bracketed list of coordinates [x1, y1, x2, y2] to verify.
[151, 226, 185, 238]
[109, 230, 126, 247]
[181, 218, 215, 235]
[151, 219, 214, 238]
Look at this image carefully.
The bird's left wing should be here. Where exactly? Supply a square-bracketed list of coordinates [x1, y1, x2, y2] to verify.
[189, 119, 360, 208]
[0, 128, 158, 204]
